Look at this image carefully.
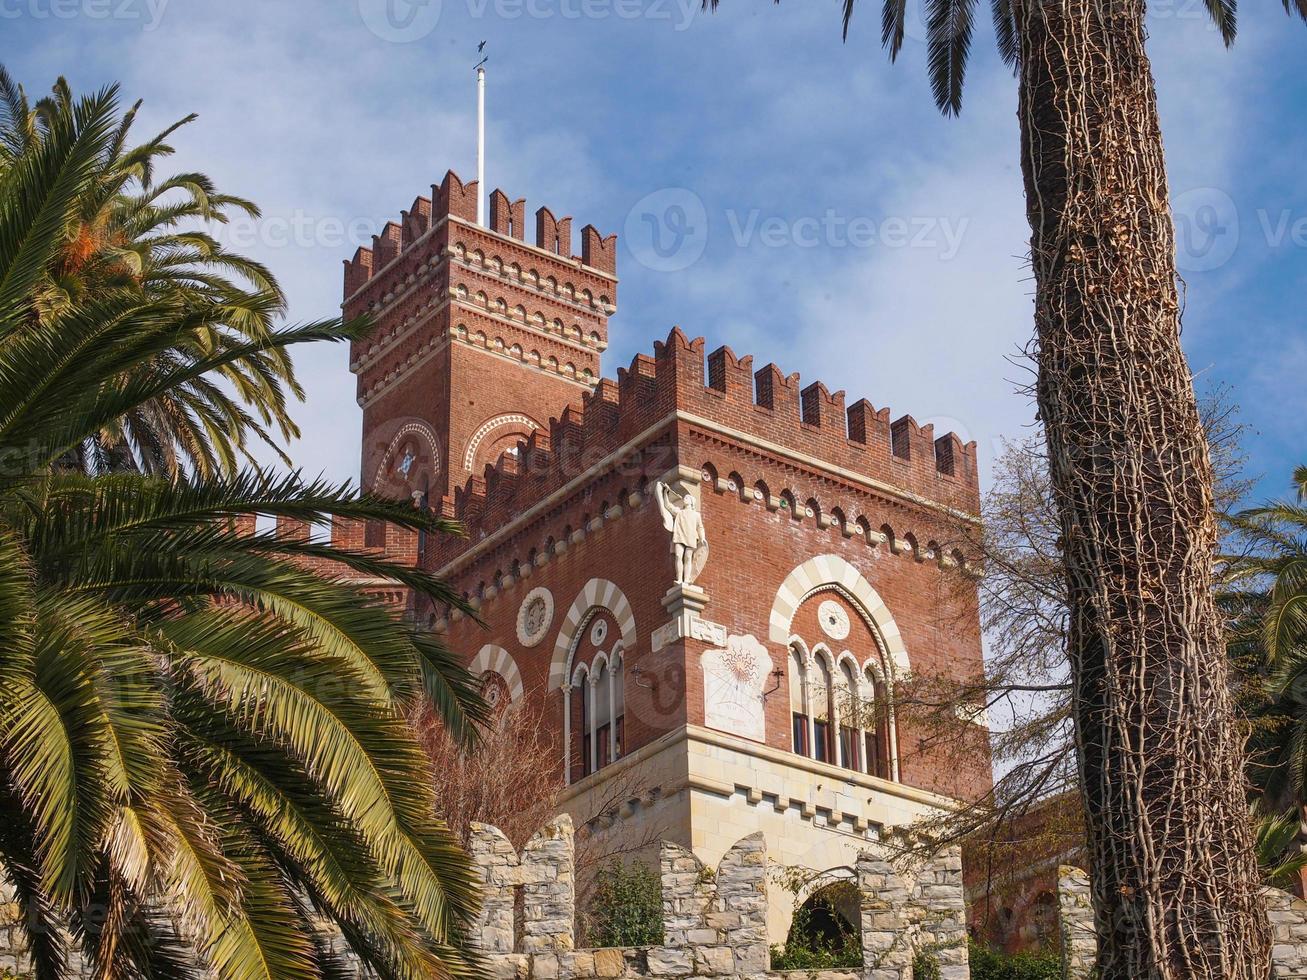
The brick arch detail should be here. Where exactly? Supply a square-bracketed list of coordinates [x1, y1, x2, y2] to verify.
[549, 579, 636, 690]
[469, 644, 524, 702]
[463, 412, 541, 471]
[371, 420, 441, 488]
[768, 554, 910, 679]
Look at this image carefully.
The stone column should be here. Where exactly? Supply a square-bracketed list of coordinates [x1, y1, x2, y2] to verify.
[561, 683, 572, 785]
[914, 847, 970, 980]
[588, 674, 599, 775]
[1057, 866, 1098, 980]
[468, 822, 520, 954]
[859, 852, 914, 980]
[659, 833, 768, 977]
[607, 660, 618, 762]
[522, 816, 577, 954]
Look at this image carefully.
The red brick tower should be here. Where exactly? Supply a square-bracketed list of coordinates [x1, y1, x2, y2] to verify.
[344, 168, 992, 944]
[344, 171, 618, 515]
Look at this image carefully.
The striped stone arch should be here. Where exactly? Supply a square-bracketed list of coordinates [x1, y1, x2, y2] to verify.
[371, 420, 441, 488]
[769, 555, 910, 678]
[462, 412, 541, 471]
[469, 644, 524, 702]
[549, 579, 637, 690]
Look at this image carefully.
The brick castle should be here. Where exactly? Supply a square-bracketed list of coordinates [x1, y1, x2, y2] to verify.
[329, 168, 993, 940]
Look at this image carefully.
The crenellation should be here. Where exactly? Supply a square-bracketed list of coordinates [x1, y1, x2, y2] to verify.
[800, 381, 846, 432]
[846, 399, 890, 450]
[401, 196, 433, 246]
[431, 324, 979, 566]
[275, 514, 310, 542]
[705, 345, 753, 401]
[582, 224, 618, 274]
[537, 206, 574, 257]
[653, 328, 706, 409]
[753, 363, 801, 419]
[491, 189, 528, 240]
[889, 416, 915, 461]
[435, 168, 479, 224]
[343, 245, 374, 297]
[372, 220, 402, 268]
[933, 433, 963, 477]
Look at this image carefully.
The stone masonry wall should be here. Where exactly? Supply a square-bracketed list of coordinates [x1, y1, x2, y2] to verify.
[859, 847, 968, 980]
[1056, 865, 1307, 979]
[0, 815, 968, 979]
[470, 815, 970, 980]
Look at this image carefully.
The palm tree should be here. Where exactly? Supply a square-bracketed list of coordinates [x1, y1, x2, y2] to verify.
[1224, 469, 1307, 870]
[0, 68, 302, 480]
[0, 81, 488, 978]
[703, 0, 1304, 970]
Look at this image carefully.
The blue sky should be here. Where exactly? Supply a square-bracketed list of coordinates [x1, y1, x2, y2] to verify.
[3, 0, 1303, 505]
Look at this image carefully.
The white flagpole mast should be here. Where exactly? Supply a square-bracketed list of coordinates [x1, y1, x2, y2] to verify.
[475, 42, 487, 226]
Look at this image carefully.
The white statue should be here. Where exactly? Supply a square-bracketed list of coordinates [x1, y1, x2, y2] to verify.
[656, 481, 709, 586]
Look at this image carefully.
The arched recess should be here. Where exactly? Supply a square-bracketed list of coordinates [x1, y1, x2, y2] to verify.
[463, 412, 541, 472]
[468, 644, 524, 702]
[550, 579, 637, 690]
[768, 555, 910, 679]
[371, 420, 442, 493]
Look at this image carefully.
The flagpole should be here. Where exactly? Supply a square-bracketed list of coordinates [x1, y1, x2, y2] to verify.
[476, 56, 486, 226]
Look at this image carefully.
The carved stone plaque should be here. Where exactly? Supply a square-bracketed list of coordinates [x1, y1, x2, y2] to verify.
[700, 634, 773, 743]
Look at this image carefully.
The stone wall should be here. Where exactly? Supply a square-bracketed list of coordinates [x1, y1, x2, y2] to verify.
[0, 815, 969, 979]
[470, 814, 970, 980]
[1056, 865, 1307, 979]
[859, 848, 968, 980]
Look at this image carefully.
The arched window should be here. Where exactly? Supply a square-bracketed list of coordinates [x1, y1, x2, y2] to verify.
[862, 665, 891, 779]
[838, 660, 860, 771]
[571, 664, 591, 781]
[569, 647, 627, 781]
[612, 654, 625, 762]
[789, 645, 809, 757]
[812, 654, 834, 764]
[593, 660, 612, 770]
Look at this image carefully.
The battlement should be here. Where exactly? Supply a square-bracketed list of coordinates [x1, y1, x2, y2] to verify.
[342, 170, 618, 301]
[229, 512, 421, 570]
[434, 327, 979, 552]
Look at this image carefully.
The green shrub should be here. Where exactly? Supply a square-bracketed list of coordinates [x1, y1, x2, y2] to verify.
[912, 949, 942, 980]
[769, 935, 862, 972]
[968, 939, 1063, 980]
[582, 861, 664, 948]
[769, 885, 862, 971]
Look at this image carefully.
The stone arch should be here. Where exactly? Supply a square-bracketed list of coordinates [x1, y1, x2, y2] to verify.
[768, 555, 910, 679]
[469, 644, 524, 702]
[551, 578, 637, 690]
[463, 413, 542, 472]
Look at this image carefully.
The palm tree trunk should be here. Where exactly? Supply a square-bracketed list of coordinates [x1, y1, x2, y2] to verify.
[1014, 0, 1272, 975]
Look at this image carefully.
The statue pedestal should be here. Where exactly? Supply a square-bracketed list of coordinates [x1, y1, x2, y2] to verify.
[662, 583, 708, 620]
[651, 584, 724, 653]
